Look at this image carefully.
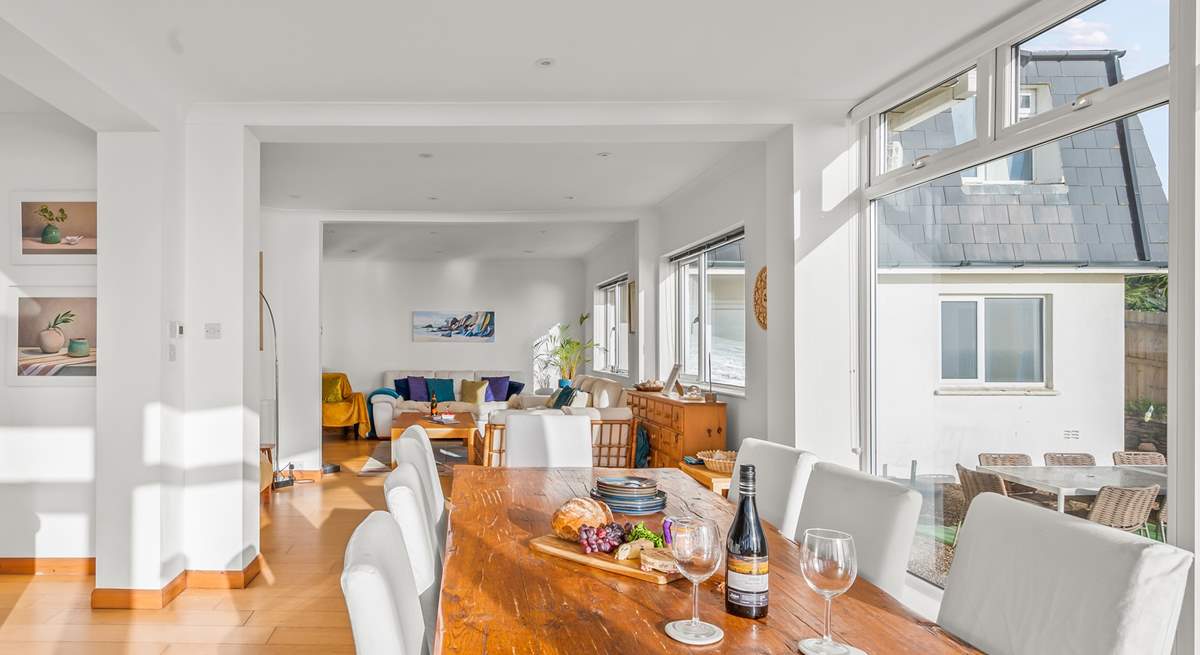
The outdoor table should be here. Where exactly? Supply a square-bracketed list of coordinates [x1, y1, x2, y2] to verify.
[978, 465, 1167, 512]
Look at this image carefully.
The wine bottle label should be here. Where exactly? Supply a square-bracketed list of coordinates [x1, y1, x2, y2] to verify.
[726, 554, 769, 607]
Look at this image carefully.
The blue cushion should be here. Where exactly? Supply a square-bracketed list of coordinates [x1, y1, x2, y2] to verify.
[393, 378, 410, 399]
[481, 376, 510, 402]
[407, 376, 429, 402]
[506, 380, 526, 400]
[426, 377, 455, 402]
[552, 387, 576, 409]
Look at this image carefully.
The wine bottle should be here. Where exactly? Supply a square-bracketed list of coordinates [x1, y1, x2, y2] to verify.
[430, 391, 439, 416]
[725, 463, 768, 619]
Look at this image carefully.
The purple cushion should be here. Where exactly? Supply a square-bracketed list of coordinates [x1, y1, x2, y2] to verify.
[393, 378, 410, 399]
[406, 376, 429, 402]
[481, 376, 510, 402]
[506, 380, 525, 400]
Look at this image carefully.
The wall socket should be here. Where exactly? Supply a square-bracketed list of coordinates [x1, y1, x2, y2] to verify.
[204, 322, 222, 339]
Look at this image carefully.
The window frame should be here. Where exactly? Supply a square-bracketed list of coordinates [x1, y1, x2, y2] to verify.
[673, 235, 747, 390]
[596, 277, 629, 376]
[936, 294, 1052, 389]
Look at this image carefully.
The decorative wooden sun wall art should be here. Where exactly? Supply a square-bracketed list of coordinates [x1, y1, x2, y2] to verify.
[753, 266, 767, 330]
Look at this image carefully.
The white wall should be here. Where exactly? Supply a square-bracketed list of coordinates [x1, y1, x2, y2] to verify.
[321, 256, 585, 396]
[655, 143, 768, 446]
[584, 223, 637, 384]
[875, 272, 1126, 477]
[0, 111, 97, 558]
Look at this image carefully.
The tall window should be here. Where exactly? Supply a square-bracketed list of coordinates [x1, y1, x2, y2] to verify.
[597, 277, 629, 374]
[673, 232, 746, 387]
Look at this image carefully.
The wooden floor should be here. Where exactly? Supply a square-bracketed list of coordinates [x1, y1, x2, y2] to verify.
[0, 431, 418, 654]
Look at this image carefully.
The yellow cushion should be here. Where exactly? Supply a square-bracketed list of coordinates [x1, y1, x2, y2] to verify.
[460, 379, 489, 404]
[322, 376, 344, 403]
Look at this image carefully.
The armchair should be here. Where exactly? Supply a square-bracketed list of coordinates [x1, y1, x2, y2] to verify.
[323, 372, 370, 439]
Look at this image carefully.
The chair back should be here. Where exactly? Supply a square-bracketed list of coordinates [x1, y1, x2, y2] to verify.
[394, 425, 447, 547]
[793, 462, 921, 599]
[1044, 452, 1096, 466]
[1087, 485, 1160, 532]
[1113, 451, 1166, 466]
[503, 414, 593, 467]
[383, 463, 441, 652]
[978, 453, 1032, 467]
[726, 438, 818, 537]
[956, 464, 1008, 510]
[341, 512, 425, 655]
[940, 493, 1193, 655]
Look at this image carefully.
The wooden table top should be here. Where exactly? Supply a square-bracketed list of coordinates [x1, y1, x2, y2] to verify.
[437, 466, 979, 654]
[678, 461, 732, 496]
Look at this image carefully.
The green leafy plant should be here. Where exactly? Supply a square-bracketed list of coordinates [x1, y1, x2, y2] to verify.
[533, 313, 598, 382]
[1126, 398, 1167, 422]
[1125, 274, 1168, 312]
[35, 204, 68, 225]
[45, 310, 75, 333]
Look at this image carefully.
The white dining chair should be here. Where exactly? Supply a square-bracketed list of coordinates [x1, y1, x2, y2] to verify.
[341, 511, 426, 655]
[502, 414, 592, 467]
[793, 462, 921, 599]
[394, 425, 447, 550]
[726, 437, 818, 537]
[940, 493, 1192, 655]
[383, 462, 440, 652]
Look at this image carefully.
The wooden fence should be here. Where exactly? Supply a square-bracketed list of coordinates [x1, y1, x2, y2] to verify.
[1125, 310, 1167, 406]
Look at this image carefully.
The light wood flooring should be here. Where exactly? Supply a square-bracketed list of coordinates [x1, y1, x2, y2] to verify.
[0, 431, 423, 654]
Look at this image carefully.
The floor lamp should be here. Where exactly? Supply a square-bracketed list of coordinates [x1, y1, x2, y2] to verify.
[261, 291, 295, 489]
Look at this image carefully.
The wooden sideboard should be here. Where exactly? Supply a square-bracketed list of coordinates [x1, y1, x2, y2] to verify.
[628, 391, 726, 468]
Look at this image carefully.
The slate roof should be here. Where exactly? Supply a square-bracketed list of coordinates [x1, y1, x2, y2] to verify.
[878, 50, 1168, 268]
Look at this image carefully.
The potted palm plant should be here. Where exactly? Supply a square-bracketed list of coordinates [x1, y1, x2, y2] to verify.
[533, 313, 598, 386]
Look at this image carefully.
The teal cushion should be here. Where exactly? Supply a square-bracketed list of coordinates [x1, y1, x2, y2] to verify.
[551, 387, 577, 409]
[426, 378, 455, 402]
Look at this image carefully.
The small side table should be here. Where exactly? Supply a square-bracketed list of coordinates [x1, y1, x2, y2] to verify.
[679, 461, 731, 497]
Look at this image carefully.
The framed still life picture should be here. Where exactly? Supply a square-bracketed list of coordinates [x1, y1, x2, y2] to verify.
[10, 190, 98, 265]
[6, 285, 97, 386]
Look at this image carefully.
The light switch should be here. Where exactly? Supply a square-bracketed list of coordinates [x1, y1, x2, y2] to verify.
[204, 322, 222, 339]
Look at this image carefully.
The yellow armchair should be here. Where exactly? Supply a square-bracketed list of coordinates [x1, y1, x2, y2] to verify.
[322, 372, 370, 439]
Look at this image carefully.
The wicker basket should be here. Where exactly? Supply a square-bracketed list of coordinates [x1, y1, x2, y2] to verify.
[697, 450, 737, 474]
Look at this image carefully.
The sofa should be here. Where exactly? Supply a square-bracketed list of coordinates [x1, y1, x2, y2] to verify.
[370, 369, 530, 437]
[475, 374, 637, 467]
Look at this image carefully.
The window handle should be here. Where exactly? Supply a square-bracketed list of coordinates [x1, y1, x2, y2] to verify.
[911, 155, 930, 170]
[1071, 87, 1103, 111]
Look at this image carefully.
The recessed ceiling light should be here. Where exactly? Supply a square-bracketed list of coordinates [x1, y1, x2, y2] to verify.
[288, 194, 302, 199]
[538, 230, 548, 235]
[348, 249, 358, 253]
[563, 195, 575, 200]
[428, 230, 439, 235]
[427, 196, 439, 201]
[522, 249, 534, 254]
[435, 250, 445, 254]
[418, 153, 434, 159]
[535, 58, 555, 68]
[596, 152, 612, 158]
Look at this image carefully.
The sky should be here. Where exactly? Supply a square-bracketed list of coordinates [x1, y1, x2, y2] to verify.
[1023, 0, 1170, 194]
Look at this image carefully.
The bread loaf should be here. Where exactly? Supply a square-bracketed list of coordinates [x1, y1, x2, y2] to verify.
[550, 497, 614, 541]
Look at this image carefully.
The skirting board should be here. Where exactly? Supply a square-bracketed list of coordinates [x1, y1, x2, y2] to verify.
[0, 557, 95, 575]
[89, 554, 264, 609]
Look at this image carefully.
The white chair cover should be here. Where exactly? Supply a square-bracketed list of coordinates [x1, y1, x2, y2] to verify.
[726, 438, 818, 536]
[503, 414, 592, 468]
[394, 425, 447, 550]
[939, 492, 1193, 655]
[383, 462, 440, 653]
[794, 462, 921, 599]
[341, 511, 426, 655]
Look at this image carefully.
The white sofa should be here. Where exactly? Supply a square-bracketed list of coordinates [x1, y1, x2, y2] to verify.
[371, 369, 529, 436]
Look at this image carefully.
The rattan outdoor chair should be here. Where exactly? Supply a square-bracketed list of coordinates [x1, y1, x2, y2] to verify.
[1158, 498, 1168, 540]
[953, 464, 1009, 546]
[977, 453, 1056, 506]
[1086, 485, 1160, 536]
[1112, 451, 1166, 466]
[1044, 452, 1096, 466]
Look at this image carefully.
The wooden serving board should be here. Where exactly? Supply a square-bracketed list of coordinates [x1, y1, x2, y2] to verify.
[528, 535, 682, 584]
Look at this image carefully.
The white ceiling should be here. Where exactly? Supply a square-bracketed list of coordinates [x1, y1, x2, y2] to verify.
[322, 221, 626, 260]
[2, 0, 1033, 107]
[262, 141, 743, 211]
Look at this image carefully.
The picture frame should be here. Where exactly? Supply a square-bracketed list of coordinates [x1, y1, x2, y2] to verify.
[662, 363, 682, 397]
[6, 285, 97, 387]
[10, 190, 98, 266]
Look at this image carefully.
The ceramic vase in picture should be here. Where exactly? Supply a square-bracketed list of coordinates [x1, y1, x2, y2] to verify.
[67, 338, 90, 358]
[37, 328, 65, 354]
[41, 223, 61, 244]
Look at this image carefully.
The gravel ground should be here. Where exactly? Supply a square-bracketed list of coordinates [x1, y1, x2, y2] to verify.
[907, 482, 965, 587]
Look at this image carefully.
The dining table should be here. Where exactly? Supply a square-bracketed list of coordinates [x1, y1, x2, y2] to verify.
[435, 465, 980, 654]
[978, 465, 1168, 512]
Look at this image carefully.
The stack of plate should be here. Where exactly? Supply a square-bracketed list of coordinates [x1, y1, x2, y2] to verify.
[591, 476, 667, 516]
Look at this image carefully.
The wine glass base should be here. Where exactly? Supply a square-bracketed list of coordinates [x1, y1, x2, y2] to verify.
[665, 620, 724, 645]
[798, 638, 866, 655]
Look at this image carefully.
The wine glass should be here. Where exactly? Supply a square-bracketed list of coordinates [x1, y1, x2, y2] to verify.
[798, 529, 858, 655]
[664, 516, 725, 645]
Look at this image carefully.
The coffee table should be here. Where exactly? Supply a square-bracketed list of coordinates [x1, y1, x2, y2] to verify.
[391, 412, 480, 465]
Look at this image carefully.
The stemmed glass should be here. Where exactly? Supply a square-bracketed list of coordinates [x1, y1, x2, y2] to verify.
[798, 529, 858, 655]
[664, 516, 725, 645]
